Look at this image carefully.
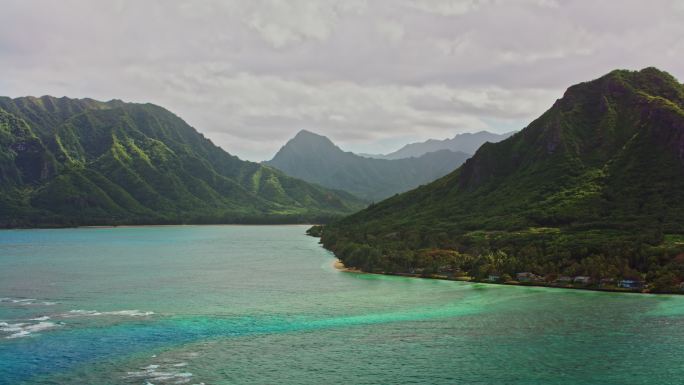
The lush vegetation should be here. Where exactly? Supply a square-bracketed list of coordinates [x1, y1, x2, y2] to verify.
[316, 68, 684, 293]
[265, 130, 471, 201]
[0, 96, 365, 227]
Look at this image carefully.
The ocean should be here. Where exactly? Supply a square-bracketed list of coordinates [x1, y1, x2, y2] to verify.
[1, 225, 683, 384]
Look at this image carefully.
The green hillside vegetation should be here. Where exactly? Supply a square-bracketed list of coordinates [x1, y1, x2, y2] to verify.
[265, 130, 471, 201]
[315, 68, 684, 293]
[0, 96, 364, 227]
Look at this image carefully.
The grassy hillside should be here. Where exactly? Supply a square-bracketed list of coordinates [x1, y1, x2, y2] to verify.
[0, 96, 364, 227]
[317, 68, 684, 292]
[265, 130, 471, 201]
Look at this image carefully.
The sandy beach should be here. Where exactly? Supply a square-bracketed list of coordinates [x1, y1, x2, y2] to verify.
[332, 259, 363, 273]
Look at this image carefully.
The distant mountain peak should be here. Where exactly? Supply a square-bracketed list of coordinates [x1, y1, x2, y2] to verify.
[290, 130, 337, 146]
[265, 131, 471, 201]
[272, 130, 343, 161]
[364, 130, 515, 160]
[294, 129, 323, 137]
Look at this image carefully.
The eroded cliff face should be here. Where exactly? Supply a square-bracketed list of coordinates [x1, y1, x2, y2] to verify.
[1, 110, 56, 186]
[645, 100, 684, 165]
[11, 137, 56, 183]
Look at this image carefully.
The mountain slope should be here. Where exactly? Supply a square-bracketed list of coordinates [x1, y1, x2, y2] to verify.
[318, 67, 684, 292]
[264, 130, 471, 201]
[362, 131, 515, 159]
[0, 96, 364, 227]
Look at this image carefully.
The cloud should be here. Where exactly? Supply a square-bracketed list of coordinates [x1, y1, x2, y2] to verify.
[377, 20, 406, 44]
[118, 67, 556, 159]
[245, 1, 341, 48]
[0, 0, 683, 160]
[404, 0, 482, 16]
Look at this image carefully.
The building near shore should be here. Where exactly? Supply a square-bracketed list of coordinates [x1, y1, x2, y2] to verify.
[487, 275, 501, 282]
[574, 276, 592, 285]
[516, 272, 542, 282]
[618, 280, 643, 289]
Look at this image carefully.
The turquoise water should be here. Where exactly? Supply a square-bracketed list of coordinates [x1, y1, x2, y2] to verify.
[1, 226, 684, 384]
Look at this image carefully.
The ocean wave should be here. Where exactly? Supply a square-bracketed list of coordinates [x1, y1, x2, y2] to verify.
[125, 361, 195, 384]
[0, 297, 57, 306]
[0, 297, 35, 304]
[0, 308, 154, 338]
[64, 309, 155, 317]
[0, 320, 59, 339]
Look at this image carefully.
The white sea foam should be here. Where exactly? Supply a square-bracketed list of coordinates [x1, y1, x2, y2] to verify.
[0, 321, 59, 339]
[64, 309, 154, 317]
[126, 362, 194, 384]
[0, 298, 35, 304]
[150, 372, 193, 382]
[107, 310, 154, 317]
[0, 321, 23, 331]
[14, 298, 35, 303]
[0, 297, 57, 306]
[65, 310, 102, 316]
[30, 316, 51, 321]
[7, 330, 31, 338]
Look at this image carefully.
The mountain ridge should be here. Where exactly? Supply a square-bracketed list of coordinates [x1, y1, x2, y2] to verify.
[265, 130, 471, 201]
[360, 130, 516, 160]
[316, 67, 684, 292]
[0, 96, 364, 227]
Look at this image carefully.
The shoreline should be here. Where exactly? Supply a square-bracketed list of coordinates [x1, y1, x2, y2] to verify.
[331, 259, 674, 295]
[83, 223, 318, 228]
[1, 223, 323, 231]
[332, 258, 364, 273]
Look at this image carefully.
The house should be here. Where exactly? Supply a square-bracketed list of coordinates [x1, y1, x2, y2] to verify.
[487, 275, 500, 282]
[574, 276, 592, 285]
[600, 278, 615, 287]
[618, 280, 643, 289]
[516, 272, 542, 282]
[679, 282, 684, 291]
[556, 276, 573, 283]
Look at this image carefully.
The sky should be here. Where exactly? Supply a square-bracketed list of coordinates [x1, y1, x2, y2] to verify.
[1, 0, 683, 161]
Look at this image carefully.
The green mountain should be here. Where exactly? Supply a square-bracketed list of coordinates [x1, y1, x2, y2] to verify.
[361, 130, 516, 160]
[0, 96, 364, 227]
[316, 67, 684, 292]
[264, 130, 471, 201]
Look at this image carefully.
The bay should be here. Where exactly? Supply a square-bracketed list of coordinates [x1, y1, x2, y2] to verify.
[1, 225, 683, 385]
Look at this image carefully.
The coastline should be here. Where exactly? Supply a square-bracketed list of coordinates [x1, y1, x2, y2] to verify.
[1, 223, 323, 231]
[332, 258, 364, 273]
[83, 224, 317, 228]
[331, 259, 671, 295]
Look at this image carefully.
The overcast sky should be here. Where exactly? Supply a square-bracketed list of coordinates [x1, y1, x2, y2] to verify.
[2, 0, 683, 161]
